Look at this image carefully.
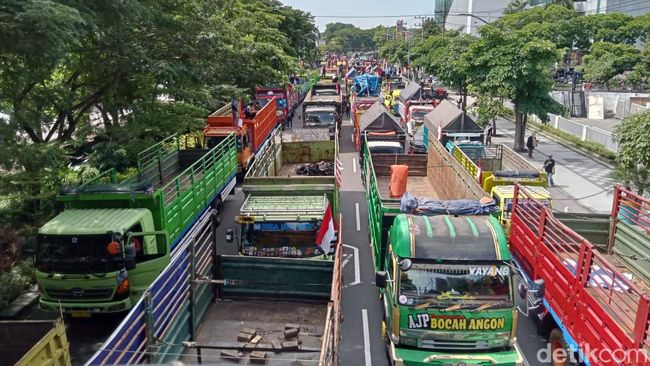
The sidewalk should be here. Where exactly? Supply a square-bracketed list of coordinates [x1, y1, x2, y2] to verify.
[491, 118, 614, 214]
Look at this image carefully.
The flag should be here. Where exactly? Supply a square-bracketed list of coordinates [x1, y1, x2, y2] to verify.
[316, 203, 337, 253]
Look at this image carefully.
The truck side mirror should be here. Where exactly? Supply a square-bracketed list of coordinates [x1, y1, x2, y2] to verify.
[124, 236, 137, 271]
[375, 271, 388, 288]
[225, 228, 234, 243]
[518, 282, 528, 300]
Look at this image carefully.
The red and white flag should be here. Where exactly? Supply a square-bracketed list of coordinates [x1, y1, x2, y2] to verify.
[316, 203, 337, 253]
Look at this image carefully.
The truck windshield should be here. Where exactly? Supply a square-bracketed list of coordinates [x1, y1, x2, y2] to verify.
[314, 90, 338, 96]
[241, 222, 326, 258]
[305, 111, 335, 127]
[399, 262, 512, 308]
[35, 234, 124, 274]
[411, 110, 428, 122]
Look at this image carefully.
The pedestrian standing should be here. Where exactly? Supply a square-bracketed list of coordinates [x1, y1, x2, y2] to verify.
[231, 97, 239, 128]
[484, 124, 494, 146]
[526, 133, 538, 158]
[543, 154, 556, 187]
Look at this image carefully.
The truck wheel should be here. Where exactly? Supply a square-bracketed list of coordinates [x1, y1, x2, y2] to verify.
[212, 199, 223, 226]
[549, 328, 576, 366]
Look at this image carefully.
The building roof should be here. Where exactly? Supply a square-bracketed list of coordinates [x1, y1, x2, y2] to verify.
[359, 101, 404, 133]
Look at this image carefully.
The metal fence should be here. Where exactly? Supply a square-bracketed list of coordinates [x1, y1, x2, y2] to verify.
[547, 114, 619, 153]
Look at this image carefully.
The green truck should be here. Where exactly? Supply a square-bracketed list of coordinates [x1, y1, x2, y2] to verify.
[232, 128, 339, 259]
[35, 134, 237, 315]
[0, 318, 71, 366]
[363, 135, 524, 366]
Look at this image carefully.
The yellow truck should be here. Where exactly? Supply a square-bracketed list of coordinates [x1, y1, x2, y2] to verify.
[0, 318, 71, 366]
[447, 141, 551, 224]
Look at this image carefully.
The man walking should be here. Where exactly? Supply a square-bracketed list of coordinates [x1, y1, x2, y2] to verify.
[484, 124, 494, 146]
[543, 154, 556, 187]
[526, 133, 538, 158]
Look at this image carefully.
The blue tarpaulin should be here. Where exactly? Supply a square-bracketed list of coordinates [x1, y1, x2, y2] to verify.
[354, 74, 379, 97]
[400, 192, 497, 215]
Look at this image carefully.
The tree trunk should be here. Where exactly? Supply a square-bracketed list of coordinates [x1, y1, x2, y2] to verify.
[491, 118, 497, 137]
[514, 108, 526, 152]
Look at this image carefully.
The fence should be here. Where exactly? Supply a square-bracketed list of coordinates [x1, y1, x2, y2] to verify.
[547, 114, 619, 152]
[630, 103, 649, 117]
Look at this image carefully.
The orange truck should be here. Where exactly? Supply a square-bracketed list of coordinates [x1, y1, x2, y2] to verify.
[204, 99, 277, 179]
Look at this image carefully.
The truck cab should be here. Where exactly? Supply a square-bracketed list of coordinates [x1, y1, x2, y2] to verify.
[377, 214, 523, 366]
[491, 185, 551, 225]
[233, 194, 335, 259]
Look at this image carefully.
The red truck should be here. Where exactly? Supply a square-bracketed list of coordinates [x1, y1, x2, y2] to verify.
[204, 98, 277, 179]
[255, 84, 299, 125]
[511, 183, 650, 366]
[351, 96, 379, 151]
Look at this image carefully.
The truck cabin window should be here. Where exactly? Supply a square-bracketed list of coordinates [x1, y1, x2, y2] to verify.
[240, 222, 326, 258]
[305, 110, 335, 127]
[36, 233, 125, 274]
[399, 262, 512, 308]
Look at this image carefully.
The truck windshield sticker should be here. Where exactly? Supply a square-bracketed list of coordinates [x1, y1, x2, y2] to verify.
[468, 266, 510, 276]
[252, 222, 315, 232]
[407, 313, 506, 330]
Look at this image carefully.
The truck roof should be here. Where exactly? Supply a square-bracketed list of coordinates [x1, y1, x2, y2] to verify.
[239, 194, 326, 222]
[391, 214, 509, 261]
[40, 208, 148, 235]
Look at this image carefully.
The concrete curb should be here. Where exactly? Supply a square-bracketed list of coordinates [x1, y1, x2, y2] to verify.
[0, 285, 39, 320]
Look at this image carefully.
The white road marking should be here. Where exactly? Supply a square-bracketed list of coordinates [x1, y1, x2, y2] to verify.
[355, 202, 361, 231]
[343, 244, 360, 286]
[353, 157, 357, 173]
[342, 253, 352, 267]
[362, 309, 372, 366]
[351, 133, 354, 143]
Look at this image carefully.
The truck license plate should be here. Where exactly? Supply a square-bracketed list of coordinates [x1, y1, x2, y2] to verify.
[70, 310, 91, 318]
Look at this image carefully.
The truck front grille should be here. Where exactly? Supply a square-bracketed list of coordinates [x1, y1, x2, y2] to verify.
[421, 339, 489, 351]
[46, 287, 114, 300]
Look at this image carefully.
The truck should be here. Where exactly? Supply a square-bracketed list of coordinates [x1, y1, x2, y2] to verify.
[303, 87, 341, 135]
[87, 207, 342, 366]
[204, 97, 277, 179]
[237, 127, 340, 258]
[351, 96, 380, 151]
[1, 318, 71, 366]
[35, 133, 237, 314]
[363, 134, 524, 366]
[511, 183, 650, 366]
[397, 100, 438, 135]
[255, 84, 299, 125]
[447, 142, 551, 224]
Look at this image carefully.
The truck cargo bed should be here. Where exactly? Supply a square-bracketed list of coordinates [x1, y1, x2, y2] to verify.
[376, 175, 439, 198]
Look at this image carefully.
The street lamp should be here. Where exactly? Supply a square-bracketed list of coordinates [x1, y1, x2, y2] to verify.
[457, 13, 490, 25]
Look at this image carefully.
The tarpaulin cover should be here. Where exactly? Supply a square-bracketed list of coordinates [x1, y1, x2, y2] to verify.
[354, 74, 380, 97]
[493, 170, 540, 178]
[389, 165, 408, 198]
[400, 192, 497, 215]
[346, 68, 358, 79]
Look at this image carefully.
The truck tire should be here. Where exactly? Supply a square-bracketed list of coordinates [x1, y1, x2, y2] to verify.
[212, 198, 223, 226]
[549, 328, 577, 366]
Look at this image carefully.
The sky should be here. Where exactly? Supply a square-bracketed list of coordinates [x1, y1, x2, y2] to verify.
[280, 0, 436, 31]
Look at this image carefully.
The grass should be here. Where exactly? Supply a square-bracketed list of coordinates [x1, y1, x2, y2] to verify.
[528, 120, 617, 163]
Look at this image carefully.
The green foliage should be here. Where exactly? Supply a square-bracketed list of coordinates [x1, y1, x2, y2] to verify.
[613, 110, 650, 195]
[0, 259, 35, 310]
[475, 96, 509, 127]
[0, 0, 316, 231]
[323, 23, 377, 53]
[529, 120, 617, 161]
[583, 42, 641, 86]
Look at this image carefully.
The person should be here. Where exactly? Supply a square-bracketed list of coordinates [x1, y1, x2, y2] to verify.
[484, 123, 494, 146]
[526, 133, 538, 158]
[231, 97, 239, 128]
[335, 111, 342, 138]
[543, 154, 556, 187]
[244, 102, 256, 119]
[321, 65, 326, 77]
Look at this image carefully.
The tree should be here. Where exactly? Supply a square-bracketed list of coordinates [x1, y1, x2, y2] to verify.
[613, 110, 650, 195]
[475, 95, 510, 133]
[504, 0, 529, 14]
[322, 24, 376, 53]
[582, 42, 641, 88]
[468, 26, 562, 151]
[322, 23, 357, 42]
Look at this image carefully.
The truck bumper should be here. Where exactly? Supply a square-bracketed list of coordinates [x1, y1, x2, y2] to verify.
[390, 341, 524, 366]
[39, 297, 132, 314]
